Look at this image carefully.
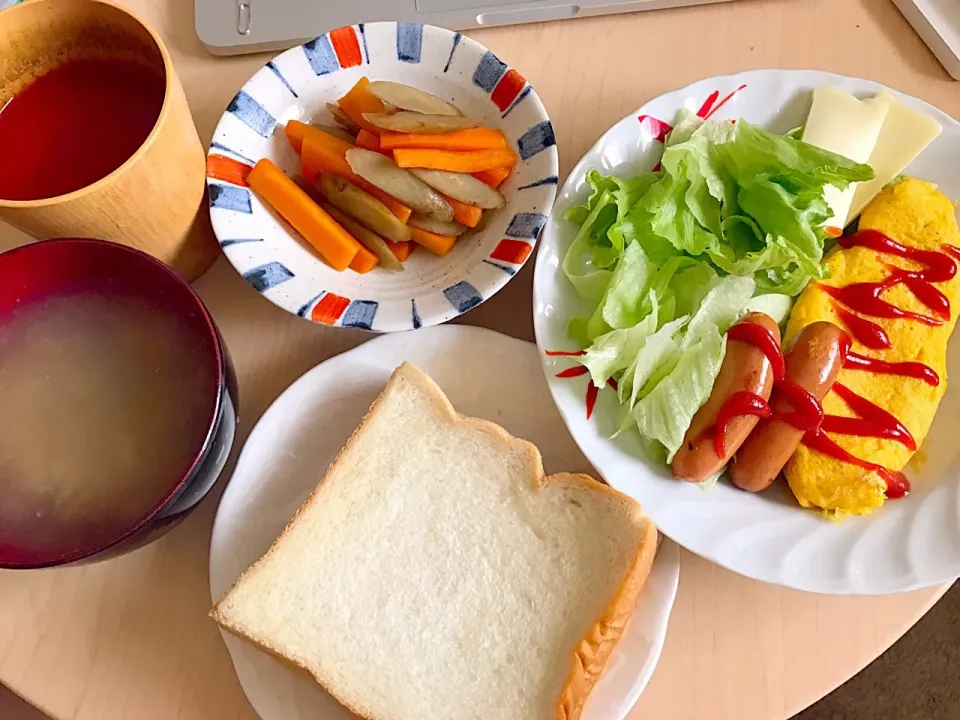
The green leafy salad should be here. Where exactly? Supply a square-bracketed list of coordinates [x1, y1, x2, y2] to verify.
[562, 109, 873, 463]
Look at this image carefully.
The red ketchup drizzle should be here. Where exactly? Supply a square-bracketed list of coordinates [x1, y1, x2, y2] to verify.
[844, 351, 939, 386]
[726, 321, 785, 381]
[822, 230, 954, 326]
[545, 349, 585, 357]
[773, 379, 824, 433]
[802, 430, 911, 498]
[819, 383, 917, 451]
[943, 244, 960, 263]
[714, 391, 772, 457]
[832, 303, 892, 349]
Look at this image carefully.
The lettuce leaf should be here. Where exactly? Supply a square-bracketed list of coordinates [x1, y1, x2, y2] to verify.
[560, 106, 875, 467]
[632, 323, 727, 462]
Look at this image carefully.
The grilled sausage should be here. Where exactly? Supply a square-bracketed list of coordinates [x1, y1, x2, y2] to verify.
[672, 312, 781, 483]
[729, 321, 850, 492]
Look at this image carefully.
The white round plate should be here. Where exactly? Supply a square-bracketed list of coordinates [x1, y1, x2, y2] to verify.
[209, 325, 679, 720]
[533, 69, 960, 595]
[207, 23, 558, 333]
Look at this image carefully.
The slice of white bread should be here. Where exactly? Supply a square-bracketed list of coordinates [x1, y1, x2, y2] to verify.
[211, 363, 658, 720]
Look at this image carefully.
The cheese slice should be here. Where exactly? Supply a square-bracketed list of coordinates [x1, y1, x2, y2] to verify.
[801, 86, 888, 233]
[844, 90, 942, 225]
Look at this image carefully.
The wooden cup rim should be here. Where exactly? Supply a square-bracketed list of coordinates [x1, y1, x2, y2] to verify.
[0, 0, 178, 209]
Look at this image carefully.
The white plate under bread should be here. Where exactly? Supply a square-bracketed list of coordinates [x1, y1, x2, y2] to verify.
[209, 325, 680, 720]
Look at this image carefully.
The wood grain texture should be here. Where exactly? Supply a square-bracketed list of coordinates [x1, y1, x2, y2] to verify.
[0, 1, 956, 719]
[0, 0, 217, 281]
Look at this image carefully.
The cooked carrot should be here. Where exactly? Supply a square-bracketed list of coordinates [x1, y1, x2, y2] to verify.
[409, 227, 457, 256]
[205, 154, 253, 186]
[444, 196, 483, 228]
[338, 77, 385, 135]
[285, 120, 354, 155]
[301, 135, 412, 223]
[393, 148, 518, 173]
[356, 129, 388, 155]
[379, 128, 508, 152]
[473, 167, 511, 188]
[247, 158, 360, 271]
[386, 240, 416, 262]
[348, 244, 379, 273]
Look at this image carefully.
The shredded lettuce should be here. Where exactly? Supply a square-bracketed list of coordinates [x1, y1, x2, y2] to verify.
[562, 109, 874, 462]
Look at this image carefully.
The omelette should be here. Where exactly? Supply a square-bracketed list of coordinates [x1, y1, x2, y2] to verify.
[784, 178, 960, 516]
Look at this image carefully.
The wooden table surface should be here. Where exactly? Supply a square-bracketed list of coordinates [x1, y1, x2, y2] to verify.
[1, 1, 957, 718]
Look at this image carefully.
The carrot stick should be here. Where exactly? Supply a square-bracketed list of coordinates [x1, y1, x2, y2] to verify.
[409, 227, 457, 256]
[473, 167, 511, 188]
[386, 240, 416, 262]
[348, 244, 379, 273]
[285, 120, 354, 155]
[300, 135, 412, 223]
[379, 128, 508, 152]
[444, 196, 483, 228]
[356, 129, 387, 155]
[247, 158, 360, 271]
[338, 77, 385, 135]
[393, 148, 518, 173]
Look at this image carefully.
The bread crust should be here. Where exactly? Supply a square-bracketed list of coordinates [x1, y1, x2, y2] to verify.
[211, 363, 659, 720]
[554, 515, 657, 720]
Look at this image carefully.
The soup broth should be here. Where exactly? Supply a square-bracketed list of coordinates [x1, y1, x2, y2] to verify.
[0, 290, 218, 557]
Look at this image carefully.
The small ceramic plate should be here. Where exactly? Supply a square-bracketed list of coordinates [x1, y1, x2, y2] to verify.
[207, 23, 558, 333]
[209, 325, 679, 720]
[533, 69, 960, 595]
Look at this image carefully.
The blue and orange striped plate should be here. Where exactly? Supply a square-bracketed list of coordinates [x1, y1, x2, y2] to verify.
[207, 22, 558, 333]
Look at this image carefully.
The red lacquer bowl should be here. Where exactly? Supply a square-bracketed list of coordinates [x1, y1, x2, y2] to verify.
[0, 239, 238, 569]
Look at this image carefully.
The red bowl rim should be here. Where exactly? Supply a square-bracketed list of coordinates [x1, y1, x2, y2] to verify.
[0, 238, 228, 569]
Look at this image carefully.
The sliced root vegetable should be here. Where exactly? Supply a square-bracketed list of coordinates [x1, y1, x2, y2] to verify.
[301, 135, 412, 223]
[366, 81, 463, 117]
[326, 103, 361, 135]
[320, 201, 404, 272]
[355, 129, 388, 155]
[247, 159, 359, 271]
[386, 240, 416, 262]
[408, 213, 468, 236]
[393, 147, 518, 173]
[409, 227, 457, 257]
[349, 244, 379, 273]
[473, 166, 511, 188]
[318, 173, 413, 243]
[338, 77, 386, 135]
[362, 112, 479, 135]
[445, 196, 483, 227]
[314, 123, 356, 144]
[286, 120, 354, 155]
[348, 245, 381, 273]
[409, 168, 505, 209]
[345, 148, 453, 222]
[379, 128, 507, 152]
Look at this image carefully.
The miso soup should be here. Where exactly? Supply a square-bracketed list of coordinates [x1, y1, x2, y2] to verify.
[0, 290, 219, 557]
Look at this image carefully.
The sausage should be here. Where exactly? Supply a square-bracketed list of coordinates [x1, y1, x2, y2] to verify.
[671, 312, 781, 483]
[729, 321, 850, 492]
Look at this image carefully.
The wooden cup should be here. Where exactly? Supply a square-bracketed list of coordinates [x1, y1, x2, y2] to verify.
[0, 0, 218, 281]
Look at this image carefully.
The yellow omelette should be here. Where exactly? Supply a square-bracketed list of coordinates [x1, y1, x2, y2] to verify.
[784, 178, 960, 516]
